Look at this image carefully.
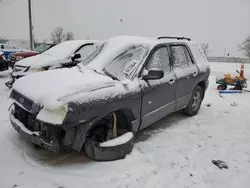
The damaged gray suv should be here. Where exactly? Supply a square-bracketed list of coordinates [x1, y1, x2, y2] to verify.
[9, 36, 210, 161]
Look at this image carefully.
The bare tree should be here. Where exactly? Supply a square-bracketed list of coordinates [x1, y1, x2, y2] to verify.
[51, 27, 65, 43]
[65, 32, 74, 41]
[239, 35, 250, 59]
[50, 27, 75, 43]
[201, 43, 209, 56]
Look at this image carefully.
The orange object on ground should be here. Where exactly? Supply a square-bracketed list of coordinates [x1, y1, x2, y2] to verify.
[240, 63, 244, 77]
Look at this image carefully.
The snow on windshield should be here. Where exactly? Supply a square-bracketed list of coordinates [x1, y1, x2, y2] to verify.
[42, 40, 89, 58]
[81, 36, 155, 72]
[104, 45, 149, 80]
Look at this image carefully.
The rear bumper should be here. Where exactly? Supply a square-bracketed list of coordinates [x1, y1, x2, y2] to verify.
[10, 109, 60, 152]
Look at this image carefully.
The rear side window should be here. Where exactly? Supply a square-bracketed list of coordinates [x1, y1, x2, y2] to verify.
[170, 45, 193, 67]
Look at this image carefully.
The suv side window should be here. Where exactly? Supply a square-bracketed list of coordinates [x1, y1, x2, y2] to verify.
[170, 45, 193, 67]
[1, 45, 4, 49]
[146, 47, 171, 73]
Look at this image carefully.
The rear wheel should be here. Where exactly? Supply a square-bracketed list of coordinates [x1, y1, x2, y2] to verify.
[84, 112, 134, 161]
[184, 86, 203, 116]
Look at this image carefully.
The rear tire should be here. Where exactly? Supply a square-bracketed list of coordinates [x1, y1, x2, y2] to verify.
[183, 86, 203, 116]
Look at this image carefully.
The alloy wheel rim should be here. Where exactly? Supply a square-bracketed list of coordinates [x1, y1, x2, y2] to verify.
[192, 92, 201, 111]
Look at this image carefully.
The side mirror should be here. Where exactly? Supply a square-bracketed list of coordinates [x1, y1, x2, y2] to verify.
[142, 69, 164, 80]
[71, 53, 81, 61]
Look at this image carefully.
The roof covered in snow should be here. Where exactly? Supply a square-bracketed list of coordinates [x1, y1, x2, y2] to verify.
[81, 35, 198, 71]
[42, 40, 102, 58]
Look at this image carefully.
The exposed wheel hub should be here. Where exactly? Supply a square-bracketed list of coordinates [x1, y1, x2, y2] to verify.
[192, 91, 201, 111]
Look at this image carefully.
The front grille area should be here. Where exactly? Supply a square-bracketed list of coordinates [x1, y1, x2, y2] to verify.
[12, 90, 33, 111]
[14, 104, 65, 142]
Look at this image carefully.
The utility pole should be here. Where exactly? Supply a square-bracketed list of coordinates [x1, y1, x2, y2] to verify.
[28, 0, 34, 50]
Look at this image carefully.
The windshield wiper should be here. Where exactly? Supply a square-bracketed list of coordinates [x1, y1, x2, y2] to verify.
[103, 69, 119, 81]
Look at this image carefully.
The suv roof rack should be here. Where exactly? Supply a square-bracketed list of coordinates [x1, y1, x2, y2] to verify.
[157, 36, 191, 41]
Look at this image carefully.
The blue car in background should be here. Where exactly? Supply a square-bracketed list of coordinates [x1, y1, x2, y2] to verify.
[0, 43, 28, 59]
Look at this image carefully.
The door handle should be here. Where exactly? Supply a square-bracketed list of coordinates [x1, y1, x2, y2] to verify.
[169, 79, 175, 85]
[193, 72, 198, 77]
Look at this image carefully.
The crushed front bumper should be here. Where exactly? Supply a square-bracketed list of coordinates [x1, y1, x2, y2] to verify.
[10, 109, 60, 152]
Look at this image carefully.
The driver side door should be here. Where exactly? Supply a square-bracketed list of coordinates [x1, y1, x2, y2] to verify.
[140, 46, 178, 130]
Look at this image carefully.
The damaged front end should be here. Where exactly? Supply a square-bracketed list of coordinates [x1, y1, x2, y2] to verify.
[9, 90, 88, 153]
[10, 104, 63, 152]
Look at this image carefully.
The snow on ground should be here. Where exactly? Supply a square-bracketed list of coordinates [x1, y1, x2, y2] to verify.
[0, 62, 250, 188]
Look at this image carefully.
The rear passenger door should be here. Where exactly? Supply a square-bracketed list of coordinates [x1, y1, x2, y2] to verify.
[169, 44, 199, 110]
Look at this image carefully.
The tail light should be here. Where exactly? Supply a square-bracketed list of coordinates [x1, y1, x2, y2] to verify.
[0, 53, 6, 60]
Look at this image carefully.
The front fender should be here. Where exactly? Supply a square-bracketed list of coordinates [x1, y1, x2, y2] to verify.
[69, 116, 100, 152]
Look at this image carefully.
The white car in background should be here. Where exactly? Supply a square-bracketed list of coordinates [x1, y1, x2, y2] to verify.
[5, 40, 103, 88]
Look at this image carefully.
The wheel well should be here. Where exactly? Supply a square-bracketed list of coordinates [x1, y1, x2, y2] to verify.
[197, 81, 206, 99]
[113, 109, 134, 132]
[87, 109, 134, 135]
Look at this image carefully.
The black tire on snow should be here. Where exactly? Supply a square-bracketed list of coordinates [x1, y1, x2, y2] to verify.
[84, 132, 134, 161]
[183, 85, 203, 116]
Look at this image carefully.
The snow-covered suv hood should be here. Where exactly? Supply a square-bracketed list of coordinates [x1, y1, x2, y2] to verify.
[15, 54, 68, 69]
[13, 66, 116, 107]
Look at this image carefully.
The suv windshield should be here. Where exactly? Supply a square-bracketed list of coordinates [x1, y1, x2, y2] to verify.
[34, 44, 52, 53]
[83, 44, 149, 80]
[104, 45, 149, 80]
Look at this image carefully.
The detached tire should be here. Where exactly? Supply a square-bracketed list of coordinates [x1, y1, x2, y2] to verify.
[84, 132, 134, 161]
[183, 86, 203, 116]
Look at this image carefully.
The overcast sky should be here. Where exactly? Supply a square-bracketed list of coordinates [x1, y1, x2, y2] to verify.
[0, 0, 250, 57]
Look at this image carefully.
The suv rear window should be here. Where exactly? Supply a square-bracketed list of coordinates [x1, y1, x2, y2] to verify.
[188, 43, 208, 62]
